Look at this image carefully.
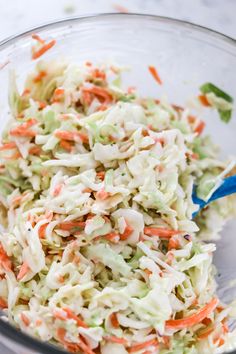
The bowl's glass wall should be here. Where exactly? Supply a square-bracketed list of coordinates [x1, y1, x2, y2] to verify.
[0, 14, 235, 354]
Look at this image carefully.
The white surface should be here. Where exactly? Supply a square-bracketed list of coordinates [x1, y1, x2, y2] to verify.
[0, 1, 235, 353]
[0, 0, 235, 41]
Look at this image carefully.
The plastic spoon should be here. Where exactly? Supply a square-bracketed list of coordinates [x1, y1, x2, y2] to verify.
[192, 175, 236, 217]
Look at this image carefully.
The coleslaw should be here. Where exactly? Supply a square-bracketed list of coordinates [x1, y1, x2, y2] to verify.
[0, 57, 235, 354]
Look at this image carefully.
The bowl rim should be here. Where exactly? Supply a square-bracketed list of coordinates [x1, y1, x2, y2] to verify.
[0, 12, 235, 50]
[0, 12, 235, 354]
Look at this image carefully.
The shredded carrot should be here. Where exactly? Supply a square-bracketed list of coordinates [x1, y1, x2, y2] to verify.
[0, 142, 17, 151]
[144, 227, 181, 238]
[17, 262, 30, 280]
[83, 188, 92, 193]
[110, 312, 119, 328]
[32, 34, 45, 44]
[96, 188, 110, 200]
[58, 221, 85, 231]
[59, 140, 73, 152]
[21, 88, 31, 96]
[202, 317, 212, 326]
[85, 61, 92, 67]
[194, 120, 206, 135]
[222, 321, 229, 334]
[0, 297, 8, 309]
[96, 104, 108, 112]
[214, 335, 225, 347]
[166, 298, 219, 330]
[187, 115, 197, 124]
[63, 307, 88, 328]
[162, 336, 170, 348]
[78, 336, 96, 354]
[148, 66, 163, 85]
[29, 145, 41, 155]
[21, 313, 30, 327]
[58, 275, 65, 284]
[38, 223, 48, 239]
[52, 87, 65, 103]
[120, 222, 133, 240]
[168, 237, 180, 251]
[33, 70, 47, 83]
[82, 85, 113, 104]
[91, 68, 106, 81]
[10, 128, 36, 138]
[105, 336, 128, 345]
[96, 171, 105, 180]
[4, 151, 21, 160]
[11, 118, 38, 129]
[144, 269, 152, 277]
[55, 130, 88, 143]
[0, 243, 12, 271]
[113, 4, 129, 13]
[105, 232, 120, 243]
[57, 328, 81, 353]
[197, 327, 215, 340]
[36, 319, 42, 326]
[32, 39, 56, 60]
[37, 100, 47, 110]
[128, 339, 159, 353]
[198, 94, 211, 107]
[53, 184, 63, 197]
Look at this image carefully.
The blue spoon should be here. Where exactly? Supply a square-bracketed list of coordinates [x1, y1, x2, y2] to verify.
[192, 175, 236, 217]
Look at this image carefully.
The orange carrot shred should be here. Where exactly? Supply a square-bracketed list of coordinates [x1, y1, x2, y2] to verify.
[32, 34, 45, 44]
[148, 65, 163, 85]
[0, 142, 17, 151]
[105, 336, 128, 345]
[29, 146, 41, 155]
[17, 262, 30, 280]
[59, 140, 73, 152]
[120, 222, 133, 240]
[38, 223, 48, 239]
[0, 297, 8, 309]
[22, 88, 31, 96]
[197, 327, 215, 340]
[194, 120, 206, 135]
[198, 94, 211, 107]
[33, 71, 47, 83]
[168, 237, 180, 251]
[105, 232, 120, 243]
[0, 243, 12, 271]
[144, 227, 181, 239]
[110, 313, 119, 328]
[57, 221, 85, 231]
[63, 307, 88, 328]
[166, 298, 219, 330]
[32, 40, 56, 60]
[129, 339, 159, 353]
[21, 313, 30, 327]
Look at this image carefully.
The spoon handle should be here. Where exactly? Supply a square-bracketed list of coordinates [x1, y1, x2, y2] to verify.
[193, 175, 236, 216]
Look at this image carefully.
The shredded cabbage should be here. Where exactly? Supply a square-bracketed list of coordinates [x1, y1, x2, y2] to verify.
[0, 60, 235, 354]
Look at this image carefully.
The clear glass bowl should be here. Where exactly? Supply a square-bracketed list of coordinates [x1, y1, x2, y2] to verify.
[0, 13, 235, 354]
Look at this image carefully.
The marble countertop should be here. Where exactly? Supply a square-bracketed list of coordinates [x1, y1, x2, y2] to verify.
[0, 0, 235, 41]
[0, 0, 235, 353]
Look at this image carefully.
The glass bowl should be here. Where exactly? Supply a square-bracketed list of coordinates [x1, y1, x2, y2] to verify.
[0, 13, 235, 354]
